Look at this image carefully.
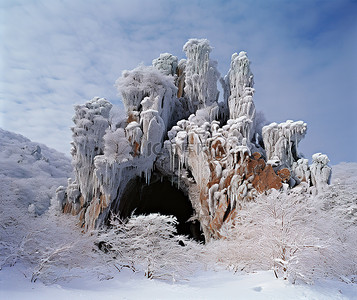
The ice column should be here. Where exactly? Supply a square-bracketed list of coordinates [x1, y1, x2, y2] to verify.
[183, 39, 220, 111]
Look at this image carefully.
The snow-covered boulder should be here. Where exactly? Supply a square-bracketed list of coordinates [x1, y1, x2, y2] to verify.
[310, 153, 332, 191]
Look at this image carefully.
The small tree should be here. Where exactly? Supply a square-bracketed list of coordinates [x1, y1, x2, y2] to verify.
[103, 128, 132, 163]
[98, 213, 202, 281]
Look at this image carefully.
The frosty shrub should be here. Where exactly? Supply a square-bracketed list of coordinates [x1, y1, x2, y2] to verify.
[103, 128, 132, 163]
[206, 187, 357, 284]
[98, 213, 203, 281]
[0, 220, 110, 284]
[28, 230, 111, 284]
[115, 65, 177, 113]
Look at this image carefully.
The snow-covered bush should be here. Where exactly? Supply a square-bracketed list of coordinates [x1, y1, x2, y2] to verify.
[103, 128, 132, 163]
[206, 187, 357, 284]
[152, 52, 178, 76]
[98, 213, 203, 281]
[115, 65, 177, 115]
[29, 231, 106, 283]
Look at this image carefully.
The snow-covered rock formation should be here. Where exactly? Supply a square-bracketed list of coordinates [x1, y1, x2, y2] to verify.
[262, 120, 307, 168]
[223, 51, 255, 120]
[183, 39, 220, 112]
[58, 39, 331, 240]
[310, 153, 332, 191]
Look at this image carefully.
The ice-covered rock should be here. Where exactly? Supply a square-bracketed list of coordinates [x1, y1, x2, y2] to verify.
[262, 120, 307, 168]
[177, 59, 186, 98]
[292, 158, 311, 184]
[310, 153, 331, 191]
[224, 51, 255, 120]
[70, 97, 112, 207]
[165, 114, 292, 239]
[59, 39, 331, 239]
[183, 39, 220, 111]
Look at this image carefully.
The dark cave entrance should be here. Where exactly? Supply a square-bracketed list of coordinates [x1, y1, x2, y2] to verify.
[118, 174, 205, 242]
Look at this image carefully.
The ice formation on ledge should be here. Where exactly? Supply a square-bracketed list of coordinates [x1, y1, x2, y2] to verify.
[262, 120, 307, 168]
[58, 39, 332, 240]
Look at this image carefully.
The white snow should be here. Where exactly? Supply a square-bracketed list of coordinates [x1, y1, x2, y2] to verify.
[1, 266, 357, 300]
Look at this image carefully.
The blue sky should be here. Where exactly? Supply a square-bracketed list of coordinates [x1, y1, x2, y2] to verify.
[1, 0, 356, 164]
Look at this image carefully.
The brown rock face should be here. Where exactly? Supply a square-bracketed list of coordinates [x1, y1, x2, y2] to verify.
[245, 153, 266, 179]
[203, 152, 288, 238]
[277, 168, 291, 183]
[127, 112, 139, 124]
[85, 194, 110, 231]
[252, 164, 283, 193]
[209, 195, 229, 236]
[176, 64, 185, 98]
[63, 202, 73, 214]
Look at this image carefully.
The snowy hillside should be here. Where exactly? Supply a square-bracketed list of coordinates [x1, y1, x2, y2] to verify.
[0, 128, 72, 272]
[1, 128, 357, 299]
[0, 128, 72, 214]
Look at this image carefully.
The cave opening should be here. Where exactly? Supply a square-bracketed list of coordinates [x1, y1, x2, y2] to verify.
[118, 174, 205, 242]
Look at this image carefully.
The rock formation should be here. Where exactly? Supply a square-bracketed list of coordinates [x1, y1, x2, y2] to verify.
[57, 39, 331, 241]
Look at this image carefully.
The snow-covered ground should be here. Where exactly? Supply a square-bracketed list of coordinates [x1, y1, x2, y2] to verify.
[2, 267, 357, 300]
[1, 128, 357, 299]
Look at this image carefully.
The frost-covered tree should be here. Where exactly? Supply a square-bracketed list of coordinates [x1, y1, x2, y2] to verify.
[103, 128, 132, 163]
[115, 65, 177, 120]
[98, 213, 202, 281]
[206, 187, 357, 283]
[152, 53, 178, 76]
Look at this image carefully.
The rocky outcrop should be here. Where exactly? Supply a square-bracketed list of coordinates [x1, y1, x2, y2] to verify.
[310, 153, 332, 191]
[262, 120, 307, 168]
[58, 39, 331, 241]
